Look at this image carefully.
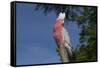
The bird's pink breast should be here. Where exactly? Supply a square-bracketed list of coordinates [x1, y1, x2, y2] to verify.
[53, 19, 64, 45]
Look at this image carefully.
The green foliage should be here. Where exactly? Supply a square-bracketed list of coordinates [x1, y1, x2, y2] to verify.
[34, 4, 86, 22]
[74, 7, 97, 62]
[74, 44, 97, 62]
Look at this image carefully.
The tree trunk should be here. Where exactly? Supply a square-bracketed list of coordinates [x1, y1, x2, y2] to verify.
[57, 45, 69, 63]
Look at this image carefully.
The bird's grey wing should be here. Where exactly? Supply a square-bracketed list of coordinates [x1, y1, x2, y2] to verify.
[61, 27, 73, 57]
[61, 27, 71, 46]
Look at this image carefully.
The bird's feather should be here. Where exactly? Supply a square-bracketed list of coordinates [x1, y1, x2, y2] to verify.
[61, 27, 73, 57]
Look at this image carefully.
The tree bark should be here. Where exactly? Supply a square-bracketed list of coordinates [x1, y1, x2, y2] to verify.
[58, 45, 69, 63]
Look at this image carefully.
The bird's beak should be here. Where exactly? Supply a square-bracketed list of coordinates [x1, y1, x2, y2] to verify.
[62, 22, 64, 26]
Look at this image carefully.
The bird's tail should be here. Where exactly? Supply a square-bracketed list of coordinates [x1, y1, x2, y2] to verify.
[64, 43, 73, 61]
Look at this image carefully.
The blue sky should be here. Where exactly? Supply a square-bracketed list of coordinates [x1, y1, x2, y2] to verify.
[16, 3, 80, 65]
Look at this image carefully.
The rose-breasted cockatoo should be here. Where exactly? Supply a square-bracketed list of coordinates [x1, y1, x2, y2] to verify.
[53, 12, 72, 62]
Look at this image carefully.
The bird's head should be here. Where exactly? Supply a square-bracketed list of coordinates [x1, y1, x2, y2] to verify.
[58, 12, 66, 21]
[57, 12, 66, 26]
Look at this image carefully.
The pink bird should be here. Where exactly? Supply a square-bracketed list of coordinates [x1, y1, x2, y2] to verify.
[53, 12, 72, 62]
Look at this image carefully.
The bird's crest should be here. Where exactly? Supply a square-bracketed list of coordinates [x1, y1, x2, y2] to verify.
[58, 12, 66, 20]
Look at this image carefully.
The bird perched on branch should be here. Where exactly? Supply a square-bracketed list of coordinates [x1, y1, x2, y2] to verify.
[53, 12, 73, 62]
